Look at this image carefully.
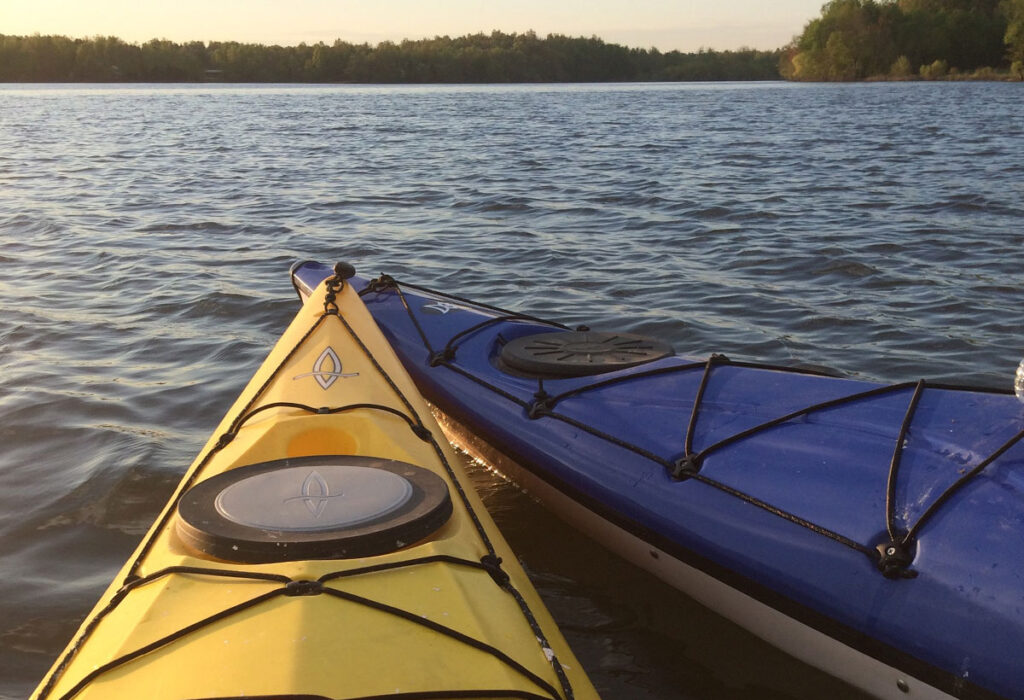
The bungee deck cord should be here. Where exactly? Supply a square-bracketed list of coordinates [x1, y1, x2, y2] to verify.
[37, 268, 576, 700]
[361, 274, 1024, 581]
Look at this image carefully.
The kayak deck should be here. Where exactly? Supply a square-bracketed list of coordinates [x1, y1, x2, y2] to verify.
[34, 268, 596, 700]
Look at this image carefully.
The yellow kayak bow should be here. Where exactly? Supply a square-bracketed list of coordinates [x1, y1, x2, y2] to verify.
[33, 264, 598, 700]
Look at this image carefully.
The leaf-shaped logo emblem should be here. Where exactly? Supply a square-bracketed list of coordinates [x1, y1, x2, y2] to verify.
[282, 470, 345, 518]
[294, 346, 359, 389]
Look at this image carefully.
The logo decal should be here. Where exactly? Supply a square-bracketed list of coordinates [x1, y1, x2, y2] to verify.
[422, 300, 463, 315]
[283, 470, 344, 518]
[293, 347, 359, 389]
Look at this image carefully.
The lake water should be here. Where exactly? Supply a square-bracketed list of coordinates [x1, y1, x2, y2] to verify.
[0, 81, 1022, 699]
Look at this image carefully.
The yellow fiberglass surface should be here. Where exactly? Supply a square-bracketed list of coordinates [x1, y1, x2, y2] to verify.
[33, 268, 598, 700]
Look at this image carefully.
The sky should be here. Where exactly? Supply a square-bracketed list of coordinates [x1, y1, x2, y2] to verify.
[1, 0, 826, 52]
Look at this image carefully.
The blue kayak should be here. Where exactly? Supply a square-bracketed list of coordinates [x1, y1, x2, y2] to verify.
[293, 261, 1024, 700]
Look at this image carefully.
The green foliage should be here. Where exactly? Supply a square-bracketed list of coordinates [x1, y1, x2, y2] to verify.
[890, 54, 914, 76]
[783, 0, 1013, 80]
[919, 57, 949, 77]
[784, 1, 902, 80]
[0, 31, 783, 83]
[1003, 0, 1024, 63]
[965, 64, 999, 78]
[653, 48, 781, 81]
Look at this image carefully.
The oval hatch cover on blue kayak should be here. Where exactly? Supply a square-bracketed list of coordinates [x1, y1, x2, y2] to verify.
[500, 331, 673, 377]
[176, 455, 452, 563]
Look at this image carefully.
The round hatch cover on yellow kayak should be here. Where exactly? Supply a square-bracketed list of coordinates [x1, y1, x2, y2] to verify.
[176, 455, 453, 563]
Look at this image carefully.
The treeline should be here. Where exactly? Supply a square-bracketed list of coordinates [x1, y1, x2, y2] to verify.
[0, 31, 782, 83]
[782, 0, 1024, 80]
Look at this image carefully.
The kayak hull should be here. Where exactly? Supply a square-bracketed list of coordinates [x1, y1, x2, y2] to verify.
[436, 410, 951, 700]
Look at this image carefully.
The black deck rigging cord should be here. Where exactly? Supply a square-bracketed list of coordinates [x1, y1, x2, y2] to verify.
[37, 267, 576, 700]
[361, 274, 1024, 580]
[53, 557, 563, 700]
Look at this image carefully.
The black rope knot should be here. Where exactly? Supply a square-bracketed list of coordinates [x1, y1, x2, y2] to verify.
[429, 348, 455, 366]
[216, 432, 236, 449]
[671, 454, 702, 481]
[322, 267, 351, 314]
[364, 274, 398, 294]
[284, 579, 325, 597]
[316, 406, 332, 415]
[527, 401, 551, 419]
[875, 540, 918, 580]
[480, 554, 510, 588]
[323, 291, 341, 315]
[528, 388, 552, 420]
[412, 424, 433, 441]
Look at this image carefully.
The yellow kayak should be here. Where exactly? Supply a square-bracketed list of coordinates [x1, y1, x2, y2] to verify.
[33, 264, 598, 700]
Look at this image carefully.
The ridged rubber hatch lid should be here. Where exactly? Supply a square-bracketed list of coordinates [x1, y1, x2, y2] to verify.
[176, 455, 452, 563]
[500, 330, 673, 378]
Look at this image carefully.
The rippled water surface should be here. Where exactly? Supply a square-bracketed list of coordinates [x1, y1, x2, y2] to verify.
[1, 81, 1022, 699]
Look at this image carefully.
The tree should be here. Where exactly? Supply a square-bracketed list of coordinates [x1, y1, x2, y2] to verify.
[784, 0, 1011, 79]
[890, 54, 914, 75]
[782, 0, 902, 79]
[1003, 0, 1024, 63]
[0, 31, 786, 83]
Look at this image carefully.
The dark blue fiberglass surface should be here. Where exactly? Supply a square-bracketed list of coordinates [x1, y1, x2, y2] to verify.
[292, 261, 1024, 699]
